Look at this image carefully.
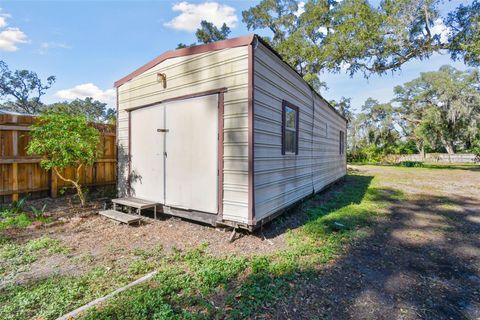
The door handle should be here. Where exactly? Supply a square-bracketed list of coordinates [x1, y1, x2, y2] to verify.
[157, 129, 169, 133]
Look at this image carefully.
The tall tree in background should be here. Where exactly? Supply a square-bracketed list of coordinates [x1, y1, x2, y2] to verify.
[330, 97, 353, 122]
[196, 21, 231, 44]
[177, 20, 231, 49]
[45, 98, 116, 124]
[242, 0, 480, 89]
[361, 98, 399, 151]
[331, 97, 357, 150]
[0, 61, 56, 114]
[395, 66, 480, 154]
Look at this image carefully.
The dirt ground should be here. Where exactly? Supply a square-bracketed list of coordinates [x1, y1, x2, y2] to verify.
[2, 165, 479, 320]
[271, 165, 480, 320]
[1, 194, 287, 288]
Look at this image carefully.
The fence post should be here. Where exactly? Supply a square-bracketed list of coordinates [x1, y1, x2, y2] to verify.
[11, 162, 18, 202]
[11, 120, 19, 202]
[50, 170, 58, 198]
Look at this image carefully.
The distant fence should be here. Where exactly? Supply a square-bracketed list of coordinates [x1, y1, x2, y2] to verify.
[385, 153, 478, 164]
[0, 114, 116, 204]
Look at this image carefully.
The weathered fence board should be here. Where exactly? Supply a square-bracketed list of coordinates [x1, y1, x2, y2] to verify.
[0, 114, 116, 203]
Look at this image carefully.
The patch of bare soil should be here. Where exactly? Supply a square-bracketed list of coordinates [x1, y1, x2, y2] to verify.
[2, 195, 288, 287]
[270, 165, 480, 320]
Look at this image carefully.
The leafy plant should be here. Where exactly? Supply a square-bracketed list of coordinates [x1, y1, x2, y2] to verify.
[0, 214, 32, 230]
[1, 195, 29, 217]
[27, 113, 101, 206]
[30, 204, 47, 218]
[398, 161, 424, 168]
[242, 0, 480, 88]
[472, 146, 480, 163]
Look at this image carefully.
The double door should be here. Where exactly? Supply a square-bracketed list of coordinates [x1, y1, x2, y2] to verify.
[130, 94, 219, 214]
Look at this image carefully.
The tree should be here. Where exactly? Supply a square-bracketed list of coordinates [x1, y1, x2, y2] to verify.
[176, 20, 231, 49]
[196, 20, 231, 44]
[27, 113, 101, 206]
[360, 98, 399, 151]
[242, 0, 480, 87]
[44, 97, 116, 123]
[0, 61, 55, 114]
[330, 97, 353, 122]
[394, 65, 480, 154]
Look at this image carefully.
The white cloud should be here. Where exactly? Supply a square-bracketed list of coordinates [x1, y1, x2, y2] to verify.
[431, 19, 450, 43]
[56, 83, 116, 107]
[165, 1, 238, 32]
[37, 41, 72, 54]
[0, 27, 28, 52]
[0, 8, 28, 52]
[0, 16, 7, 28]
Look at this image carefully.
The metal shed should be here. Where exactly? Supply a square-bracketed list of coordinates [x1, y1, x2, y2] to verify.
[114, 34, 347, 230]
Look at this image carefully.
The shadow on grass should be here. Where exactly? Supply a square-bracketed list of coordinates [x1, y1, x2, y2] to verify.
[67, 170, 480, 320]
[259, 174, 375, 240]
[222, 191, 480, 319]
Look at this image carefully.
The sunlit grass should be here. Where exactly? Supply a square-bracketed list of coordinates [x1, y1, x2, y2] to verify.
[0, 171, 404, 319]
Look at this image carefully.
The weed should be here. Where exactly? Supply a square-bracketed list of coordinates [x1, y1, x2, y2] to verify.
[26, 236, 70, 254]
[0, 213, 32, 230]
[0, 268, 131, 320]
[127, 260, 155, 275]
[398, 161, 424, 167]
[2, 171, 405, 320]
[30, 204, 47, 218]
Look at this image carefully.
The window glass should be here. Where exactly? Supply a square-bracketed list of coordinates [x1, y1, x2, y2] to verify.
[285, 107, 296, 129]
[285, 130, 296, 153]
[339, 130, 345, 155]
[283, 102, 298, 155]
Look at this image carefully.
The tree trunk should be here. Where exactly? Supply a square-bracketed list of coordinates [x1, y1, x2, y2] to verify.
[72, 181, 86, 207]
[53, 166, 86, 206]
[445, 142, 455, 155]
[416, 142, 425, 160]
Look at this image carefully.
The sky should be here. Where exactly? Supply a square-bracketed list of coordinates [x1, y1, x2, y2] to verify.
[0, 0, 474, 113]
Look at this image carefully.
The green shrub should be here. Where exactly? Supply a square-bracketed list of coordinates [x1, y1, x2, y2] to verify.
[398, 161, 424, 167]
[0, 213, 32, 230]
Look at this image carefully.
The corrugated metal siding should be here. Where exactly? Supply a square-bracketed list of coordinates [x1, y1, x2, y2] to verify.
[253, 42, 347, 221]
[312, 94, 347, 192]
[117, 46, 249, 223]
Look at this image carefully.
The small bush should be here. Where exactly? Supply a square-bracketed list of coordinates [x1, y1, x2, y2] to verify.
[0, 213, 32, 230]
[398, 161, 424, 167]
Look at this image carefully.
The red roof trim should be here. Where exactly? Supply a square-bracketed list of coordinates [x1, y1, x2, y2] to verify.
[114, 34, 255, 88]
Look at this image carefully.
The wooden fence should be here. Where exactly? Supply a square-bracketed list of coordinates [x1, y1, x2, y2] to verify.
[0, 114, 116, 204]
[385, 153, 478, 164]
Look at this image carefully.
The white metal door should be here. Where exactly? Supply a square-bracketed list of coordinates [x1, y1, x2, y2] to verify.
[130, 105, 165, 202]
[165, 95, 218, 213]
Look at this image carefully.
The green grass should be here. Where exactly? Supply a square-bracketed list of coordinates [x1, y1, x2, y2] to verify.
[79, 172, 401, 320]
[0, 236, 71, 278]
[0, 213, 32, 230]
[0, 205, 53, 231]
[0, 172, 403, 319]
[0, 267, 131, 320]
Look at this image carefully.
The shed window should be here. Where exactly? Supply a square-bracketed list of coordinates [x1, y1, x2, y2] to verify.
[339, 130, 345, 155]
[282, 101, 299, 155]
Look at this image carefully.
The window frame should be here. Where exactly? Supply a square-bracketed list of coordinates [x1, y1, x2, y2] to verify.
[281, 100, 300, 155]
